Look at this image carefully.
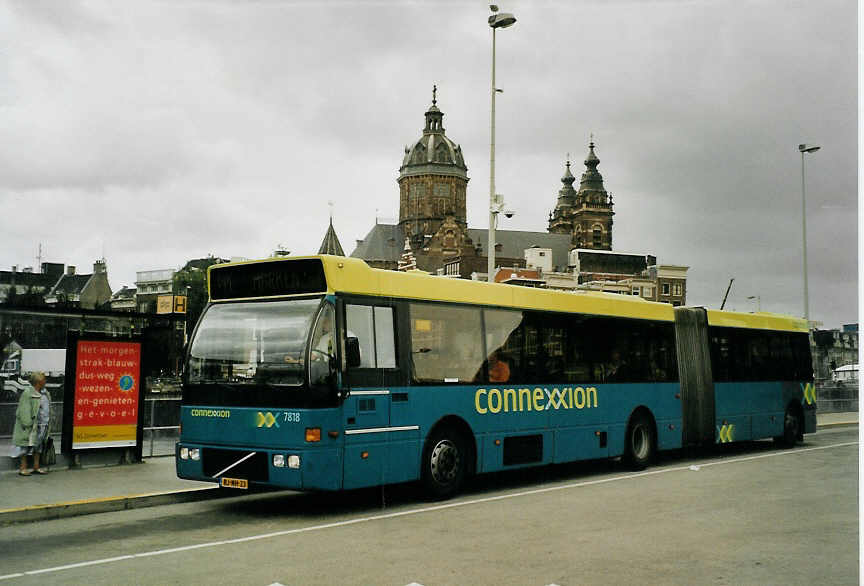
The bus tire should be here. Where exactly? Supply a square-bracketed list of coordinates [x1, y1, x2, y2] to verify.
[623, 411, 655, 470]
[421, 427, 468, 500]
[774, 405, 801, 448]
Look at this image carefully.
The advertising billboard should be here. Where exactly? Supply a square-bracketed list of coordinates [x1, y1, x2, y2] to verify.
[70, 339, 142, 449]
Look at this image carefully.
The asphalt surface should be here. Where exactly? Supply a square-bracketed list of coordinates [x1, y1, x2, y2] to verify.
[0, 411, 856, 525]
[0, 426, 857, 585]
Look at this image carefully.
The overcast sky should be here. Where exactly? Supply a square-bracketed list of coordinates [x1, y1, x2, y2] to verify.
[1, 0, 857, 328]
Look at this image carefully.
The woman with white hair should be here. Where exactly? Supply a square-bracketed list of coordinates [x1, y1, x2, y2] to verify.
[10, 371, 50, 475]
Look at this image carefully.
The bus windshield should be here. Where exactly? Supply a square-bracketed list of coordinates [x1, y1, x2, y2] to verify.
[187, 298, 322, 387]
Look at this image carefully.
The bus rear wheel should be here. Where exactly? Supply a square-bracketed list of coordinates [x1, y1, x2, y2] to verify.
[774, 406, 801, 447]
[421, 427, 468, 500]
[624, 412, 655, 470]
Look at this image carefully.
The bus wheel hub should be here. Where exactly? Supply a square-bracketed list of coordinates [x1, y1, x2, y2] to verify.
[431, 439, 459, 483]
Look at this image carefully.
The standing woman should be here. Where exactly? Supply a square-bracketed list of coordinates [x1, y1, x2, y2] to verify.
[34, 371, 51, 473]
[10, 372, 48, 475]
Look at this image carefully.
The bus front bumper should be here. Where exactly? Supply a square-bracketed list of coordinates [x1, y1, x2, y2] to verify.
[175, 442, 342, 491]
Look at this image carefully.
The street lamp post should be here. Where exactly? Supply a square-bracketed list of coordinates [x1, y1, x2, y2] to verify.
[487, 5, 516, 282]
[798, 143, 820, 324]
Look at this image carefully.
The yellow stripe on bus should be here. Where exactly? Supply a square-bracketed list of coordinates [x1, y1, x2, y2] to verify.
[209, 255, 807, 332]
[705, 309, 808, 333]
[211, 255, 675, 322]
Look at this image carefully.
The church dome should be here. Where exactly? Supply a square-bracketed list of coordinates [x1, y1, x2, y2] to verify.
[399, 88, 468, 181]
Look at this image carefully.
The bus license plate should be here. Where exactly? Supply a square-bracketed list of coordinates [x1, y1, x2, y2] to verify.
[220, 477, 248, 489]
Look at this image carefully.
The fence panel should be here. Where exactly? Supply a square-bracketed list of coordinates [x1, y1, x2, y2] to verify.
[1, 395, 181, 458]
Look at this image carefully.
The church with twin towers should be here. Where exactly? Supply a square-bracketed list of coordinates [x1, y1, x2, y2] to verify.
[340, 88, 687, 305]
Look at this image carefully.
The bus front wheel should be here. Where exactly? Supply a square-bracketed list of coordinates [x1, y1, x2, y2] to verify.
[624, 412, 655, 470]
[421, 427, 468, 499]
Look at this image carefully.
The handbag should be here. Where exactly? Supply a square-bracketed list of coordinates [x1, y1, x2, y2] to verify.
[40, 437, 56, 467]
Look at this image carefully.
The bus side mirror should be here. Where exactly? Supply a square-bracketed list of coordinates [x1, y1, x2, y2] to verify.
[346, 337, 361, 368]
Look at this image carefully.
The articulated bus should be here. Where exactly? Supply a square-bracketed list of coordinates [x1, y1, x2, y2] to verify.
[176, 255, 816, 498]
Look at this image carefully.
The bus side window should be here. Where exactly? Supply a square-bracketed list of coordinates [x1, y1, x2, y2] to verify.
[374, 307, 396, 368]
[345, 304, 397, 369]
[346, 305, 374, 368]
[483, 309, 523, 383]
[409, 303, 483, 383]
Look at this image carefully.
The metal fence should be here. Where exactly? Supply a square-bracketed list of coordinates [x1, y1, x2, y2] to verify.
[0, 394, 181, 459]
[141, 395, 181, 457]
[815, 381, 859, 414]
[1, 381, 855, 458]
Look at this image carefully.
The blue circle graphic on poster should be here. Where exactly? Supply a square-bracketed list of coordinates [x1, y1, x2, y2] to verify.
[118, 375, 135, 391]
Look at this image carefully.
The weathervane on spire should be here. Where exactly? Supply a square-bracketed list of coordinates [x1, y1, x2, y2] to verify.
[432, 84, 437, 106]
[328, 200, 334, 223]
[589, 132, 594, 145]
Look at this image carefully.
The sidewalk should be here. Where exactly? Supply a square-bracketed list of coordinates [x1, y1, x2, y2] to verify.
[816, 411, 859, 428]
[0, 456, 223, 524]
[0, 411, 857, 525]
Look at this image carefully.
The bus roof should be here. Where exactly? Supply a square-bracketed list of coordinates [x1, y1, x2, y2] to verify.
[208, 255, 808, 331]
[705, 308, 808, 333]
[209, 255, 675, 322]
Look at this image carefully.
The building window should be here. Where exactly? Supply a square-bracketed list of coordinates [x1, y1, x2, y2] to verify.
[632, 287, 640, 296]
[593, 227, 602, 247]
[662, 283, 670, 296]
[673, 283, 682, 296]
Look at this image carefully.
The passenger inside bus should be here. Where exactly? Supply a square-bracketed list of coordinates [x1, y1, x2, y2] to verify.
[604, 349, 628, 382]
[488, 351, 511, 383]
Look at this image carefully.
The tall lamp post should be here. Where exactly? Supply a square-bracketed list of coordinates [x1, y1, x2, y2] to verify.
[798, 143, 820, 324]
[487, 5, 516, 281]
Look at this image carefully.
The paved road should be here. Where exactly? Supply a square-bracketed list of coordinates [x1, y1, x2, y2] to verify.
[0, 427, 857, 585]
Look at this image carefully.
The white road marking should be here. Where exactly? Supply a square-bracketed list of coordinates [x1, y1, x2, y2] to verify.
[0, 440, 856, 582]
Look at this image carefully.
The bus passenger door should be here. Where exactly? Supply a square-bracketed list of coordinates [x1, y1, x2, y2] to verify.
[340, 301, 417, 487]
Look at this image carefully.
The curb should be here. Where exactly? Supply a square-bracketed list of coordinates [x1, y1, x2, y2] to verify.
[0, 486, 226, 526]
[817, 421, 858, 430]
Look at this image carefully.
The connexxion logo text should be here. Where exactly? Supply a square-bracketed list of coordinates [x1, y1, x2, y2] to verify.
[189, 409, 231, 418]
[474, 386, 599, 414]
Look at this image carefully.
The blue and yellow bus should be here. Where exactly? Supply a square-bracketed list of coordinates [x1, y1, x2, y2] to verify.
[176, 255, 816, 498]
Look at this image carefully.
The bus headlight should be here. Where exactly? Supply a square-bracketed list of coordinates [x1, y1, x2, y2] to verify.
[189, 448, 201, 461]
[287, 455, 301, 469]
[180, 447, 189, 460]
[273, 454, 286, 468]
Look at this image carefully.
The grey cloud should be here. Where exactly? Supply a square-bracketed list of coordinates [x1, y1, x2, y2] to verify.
[0, 0, 855, 329]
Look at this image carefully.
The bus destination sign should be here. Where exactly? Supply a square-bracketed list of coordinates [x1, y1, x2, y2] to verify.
[210, 258, 327, 300]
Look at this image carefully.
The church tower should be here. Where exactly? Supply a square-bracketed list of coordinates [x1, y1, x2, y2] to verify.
[547, 141, 614, 250]
[398, 87, 469, 251]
